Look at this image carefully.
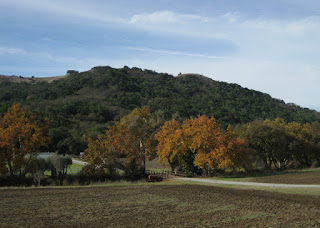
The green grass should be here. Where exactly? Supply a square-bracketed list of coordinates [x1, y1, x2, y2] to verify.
[67, 163, 83, 174]
[44, 163, 83, 176]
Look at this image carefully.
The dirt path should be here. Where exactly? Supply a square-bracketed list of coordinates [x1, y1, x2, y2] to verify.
[176, 177, 320, 188]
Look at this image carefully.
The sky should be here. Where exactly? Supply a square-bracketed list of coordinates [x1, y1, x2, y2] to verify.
[1, 0, 320, 110]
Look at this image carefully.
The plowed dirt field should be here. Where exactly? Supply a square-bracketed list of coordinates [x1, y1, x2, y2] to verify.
[1, 184, 320, 227]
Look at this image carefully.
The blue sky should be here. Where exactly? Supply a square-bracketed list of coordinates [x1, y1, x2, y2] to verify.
[1, 0, 320, 110]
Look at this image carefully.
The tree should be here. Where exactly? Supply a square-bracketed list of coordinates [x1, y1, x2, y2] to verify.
[285, 121, 313, 167]
[51, 153, 73, 176]
[84, 106, 160, 175]
[239, 118, 315, 170]
[155, 119, 183, 171]
[67, 70, 79, 74]
[155, 115, 251, 175]
[183, 115, 224, 174]
[223, 126, 252, 171]
[0, 104, 51, 176]
[84, 123, 128, 175]
[33, 157, 48, 186]
[119, 106, 155, 172]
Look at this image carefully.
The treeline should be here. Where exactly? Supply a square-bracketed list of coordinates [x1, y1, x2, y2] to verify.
[85, 106, 320, 177]
[238, 119, 320, 170]
[1, 104, 320, 186]
[0, 66, 319, 154]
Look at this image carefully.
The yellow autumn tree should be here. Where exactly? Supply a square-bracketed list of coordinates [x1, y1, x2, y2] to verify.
[0, 104, 50, 176]
[84, 122, 128, 175]
[156, 115, 251, 174]
[184, 115, 225, 173]
[154, 119, 183, 171]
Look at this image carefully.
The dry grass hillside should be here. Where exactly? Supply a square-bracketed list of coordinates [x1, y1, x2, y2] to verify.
[0, 74, 68, 84]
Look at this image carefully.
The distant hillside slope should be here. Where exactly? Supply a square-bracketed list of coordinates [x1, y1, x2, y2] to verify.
[0, 74, 68, 84]
[0, 66, 319, 153]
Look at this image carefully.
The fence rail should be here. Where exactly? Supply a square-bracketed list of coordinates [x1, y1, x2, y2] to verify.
[146, 170, 187, 179]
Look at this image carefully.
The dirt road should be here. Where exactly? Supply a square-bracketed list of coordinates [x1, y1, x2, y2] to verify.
[72, 158, 88, 166]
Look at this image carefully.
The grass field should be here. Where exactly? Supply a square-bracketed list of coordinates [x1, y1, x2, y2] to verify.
[43, 163, 84, 176]
[1, 181, 320, 227]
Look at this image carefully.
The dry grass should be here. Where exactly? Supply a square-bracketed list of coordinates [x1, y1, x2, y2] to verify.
[0, 74, 68, 84]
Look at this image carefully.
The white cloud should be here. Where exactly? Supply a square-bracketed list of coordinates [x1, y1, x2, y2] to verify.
[242, 16, 320, 33]
[127, 47, 230, 60]
[222, 12, 240, 23]
[1, 0, 126, 25]
[0, 46, 26, 55]
[129, 11, 209, 24]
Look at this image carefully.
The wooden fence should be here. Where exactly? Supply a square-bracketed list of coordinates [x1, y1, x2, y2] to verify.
[146, 170, 187, 179]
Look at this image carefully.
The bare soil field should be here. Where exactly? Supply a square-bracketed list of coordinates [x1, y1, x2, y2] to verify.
[1, 184, 320, 227]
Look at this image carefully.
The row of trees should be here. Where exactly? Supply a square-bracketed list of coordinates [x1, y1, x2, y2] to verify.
[85, 106, 320, 176]
[2, 103, 320, 181]
[33, 154, 73, 186]
[84, 106, 251, 176]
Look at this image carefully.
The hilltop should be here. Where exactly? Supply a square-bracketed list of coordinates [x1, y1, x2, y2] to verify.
[0, 66, 319, 153]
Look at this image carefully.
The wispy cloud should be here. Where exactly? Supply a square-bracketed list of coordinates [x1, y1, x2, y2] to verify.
[1, 0, 126, 24]
[129, 11, 209, 24]
[242, 16, 320, 33]
[0, 46, 27, 55]
[127, 47, 231, 60]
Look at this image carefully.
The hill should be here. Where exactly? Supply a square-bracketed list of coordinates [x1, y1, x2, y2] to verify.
[0, 66, 319, 153]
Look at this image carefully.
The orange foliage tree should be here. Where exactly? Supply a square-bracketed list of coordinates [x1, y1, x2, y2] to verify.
[84, 122, 128, 175]
[155, 115, 251, 174]
[154, 119, 183, 171]
[223, 126, 252, 171]
[0, 104, 50, 176]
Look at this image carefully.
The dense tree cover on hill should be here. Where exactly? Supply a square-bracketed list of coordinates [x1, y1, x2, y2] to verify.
[0, 66, 319, 154]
